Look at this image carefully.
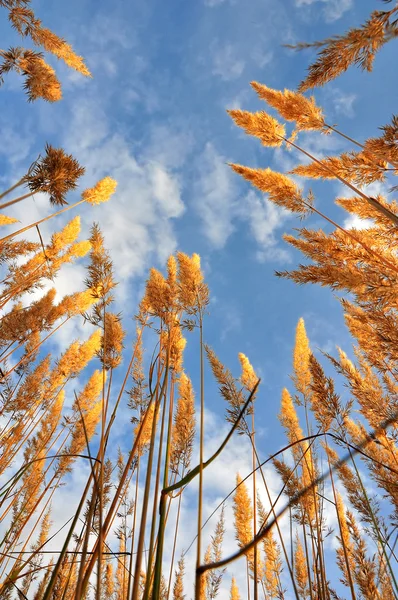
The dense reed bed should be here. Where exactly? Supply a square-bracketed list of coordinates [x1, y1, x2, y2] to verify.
[1, 1, 397, 598]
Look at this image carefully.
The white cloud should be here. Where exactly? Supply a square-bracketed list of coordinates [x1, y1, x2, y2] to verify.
[329, 88, 357, 118]
[60, 98, 186, 286]
[143, 125, 194, 170]
[223, 89, 251, 111]
[193, 148, 293, 258]
[295, 0, 353, 22]
[324, 0, 353, 22]
[0, 123, 33, 167]
[243, 191, 291, 263]
[337, 180, 390, 232]
[250, 48, 273, 69]
[343, 214, 373, 230]
[86, 14, 137, 51]
[212, 44, 245, 81]
[220, 304, 242, 341]
[194, 142, 237, 248]
[204, 0, 235, 6]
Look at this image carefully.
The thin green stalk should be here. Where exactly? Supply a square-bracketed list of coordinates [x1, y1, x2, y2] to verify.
[79, 338, 158, 596]
[131, 351, 169, 600]
[246, 559, 251, 600]
[126, 456, 140, 600]
[41, 336, 146, 600]
[163, 372, 176, 491]
[166, 481, 184, 600]
[251, 410, 258, 600]
[348, 449, 398, 598]
[195, 414, 398, 577]
[195, 312, 205, 600]
[302, 404, 327, 600]
[131, 396, 159, 600]
[152, 383, 258, 600]
[301, 524, 314, 600]
[249, 435, 300, 600]
[143, 368, 169, 600]
[35, 470, 94, 600]
[96, 303, 108, 600]
[325, 442, 356, 600]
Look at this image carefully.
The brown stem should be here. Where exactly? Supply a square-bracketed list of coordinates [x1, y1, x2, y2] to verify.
[285, 136, 398, 227]
[0, 191, 35, 211]
[0, 317, 70, 383]
[0, 177, 26, 201]
[325, 123, 398, 169]
[0, 199, 85, 245]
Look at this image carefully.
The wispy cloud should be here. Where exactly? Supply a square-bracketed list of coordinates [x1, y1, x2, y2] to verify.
[324, 0, 353, 23]
[211, 43, 245, 81]
[343, 213, 373, 230]
[194, 142, 237, 248]
[243, 191, 291, 263]
[295, 0, 353, 23]
[204, 0, 235, 6]
[328, 88, 357, 118]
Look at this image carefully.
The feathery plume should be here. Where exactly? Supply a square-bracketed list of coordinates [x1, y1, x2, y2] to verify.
[170, 372, 196, 475]
[103, 561, 114, 598]
[364, 114, 398, 166]
[297, 10, 397, 91]
[251, 81, 325, 131]
[291, 151, 387, 186]
[229, 164, 307, 215]
[205, 345, 247, 433]
[0, 48, 62, 102]
[262, 527, 283, 599]
[0, 214, 18, 226]
[177, 251, 209, 311]
[141, 267, 173, 318]
[205, 506, 226, 600]
[294, 534, 309, 597]
[46, 215, 81, 258]
[233, 474, 254, 569]
[347, 510, 381, 599]
[30, 26, 91, 76]
[227, 109, 285, 147]
[82, 176, 117, 205]
[238, 352, 258, 393]
[163, 321, 187, 373]
[278, 387, 316, 523]
[134, 402, 157, 456]
[230, 577, 241, 600]
[27, 144, 85, 205]
[99, 311, 125, 370]
[54, 288, 98, 317]
[292, 318, 312, 400]
[173, 557, 185, 600]
[335, 492, 355, 588]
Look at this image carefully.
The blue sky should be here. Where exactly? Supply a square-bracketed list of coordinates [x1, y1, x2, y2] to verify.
[1, 0, 397, 596]
[0, 0, 393, 430]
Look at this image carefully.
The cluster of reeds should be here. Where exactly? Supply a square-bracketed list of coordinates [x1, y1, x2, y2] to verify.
[1, 2, 398, 599]
[0, 0, 90, 102]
